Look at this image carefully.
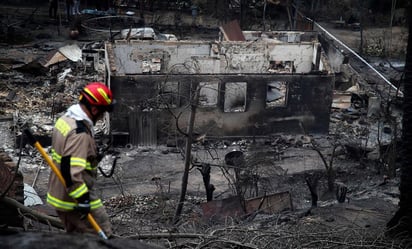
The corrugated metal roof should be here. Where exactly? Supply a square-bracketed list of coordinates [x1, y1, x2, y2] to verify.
[58, 44, 82, 62]
[42, 44, 82, 67]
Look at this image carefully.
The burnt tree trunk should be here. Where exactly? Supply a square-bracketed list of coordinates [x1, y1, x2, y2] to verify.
[209, 0, 229, 24]
[386, 0, 412, 237]
[240, 0, 248, 29]
[198, 164, 215, 202]
[304, 172, 321, 207]
[173, 84, 199, 224]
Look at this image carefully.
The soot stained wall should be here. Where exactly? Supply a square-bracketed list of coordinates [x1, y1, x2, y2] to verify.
[110, 73, 333, 145]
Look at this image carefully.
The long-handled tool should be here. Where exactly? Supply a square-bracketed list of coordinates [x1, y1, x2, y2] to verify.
[24, 128, 108, 240]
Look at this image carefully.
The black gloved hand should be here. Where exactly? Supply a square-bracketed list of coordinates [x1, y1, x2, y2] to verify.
[74, 201, 91, 214]
[74, 193, 91, 215]
[96, 153, 104, 163]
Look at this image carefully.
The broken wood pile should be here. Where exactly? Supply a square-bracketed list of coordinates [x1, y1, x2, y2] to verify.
[94, 192, 405, 249]
[0, 149, 24, 228]
[0, 231, 165, 249]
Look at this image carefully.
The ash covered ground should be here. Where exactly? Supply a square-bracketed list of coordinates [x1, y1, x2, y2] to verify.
[0, 2, 409, 248]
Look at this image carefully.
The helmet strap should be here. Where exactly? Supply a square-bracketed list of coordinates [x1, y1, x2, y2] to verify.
[80, 96, 100, 125]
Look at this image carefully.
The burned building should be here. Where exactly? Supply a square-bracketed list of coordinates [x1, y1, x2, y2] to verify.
[105, 31, 334, 146]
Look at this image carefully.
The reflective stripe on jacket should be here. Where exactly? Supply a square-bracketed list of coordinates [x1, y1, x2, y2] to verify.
[46, 193, 103, 210]
[47, 115, 101, 211]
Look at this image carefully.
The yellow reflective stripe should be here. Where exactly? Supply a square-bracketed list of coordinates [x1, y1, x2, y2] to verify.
[84, 87, 112, 105]
[47, 193, 76, 210]
[55, 118, 71, 137]
[51, 149, 61, 163]
[84, 88, 99, 103]
[47, 193, 103, 210]
[90, 199, 103, 209]
[52, 150, 93, 171]
[97, 88, 112, 104]
[85, 162, 94, 170]
[70, 157, 87, 168]
[68, 183, 88, 199]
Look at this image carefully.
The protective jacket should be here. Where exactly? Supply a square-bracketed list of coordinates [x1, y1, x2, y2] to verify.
[47, 104, 103, 212]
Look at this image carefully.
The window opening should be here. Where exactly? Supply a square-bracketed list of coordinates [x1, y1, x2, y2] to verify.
[268, 61, 294, 73]
[266, 81, 288, 108]
[199, 81, 219, 107]
[224, 82, 247, 112]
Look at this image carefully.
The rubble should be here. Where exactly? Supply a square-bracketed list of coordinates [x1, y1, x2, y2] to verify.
[0, 149, 24, 228]
[0, 51, 403, 238]
[0, 2, 407, 248]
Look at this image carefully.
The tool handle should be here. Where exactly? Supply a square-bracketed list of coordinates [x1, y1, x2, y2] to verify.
[24, 128, 67, 186]
[88, 214, 108, 240]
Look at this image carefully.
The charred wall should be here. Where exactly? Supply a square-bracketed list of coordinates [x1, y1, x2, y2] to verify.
[318, 34, 348, 74]
[106, 33, 334, 145]
[110, 73, 333, 145]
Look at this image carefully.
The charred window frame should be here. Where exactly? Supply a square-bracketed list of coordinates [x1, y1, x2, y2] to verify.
[266, 81, 288, 108]
[268, 61, 294, 73]
[224, 82, 247, 112]
[199, 81, 219, 107]
[158, 81, 180, 109]
[142, 57, 162, 73]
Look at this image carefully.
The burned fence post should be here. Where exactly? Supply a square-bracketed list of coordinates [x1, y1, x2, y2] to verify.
[304, 171, 321, 207]
[197, 163, 215, 202]
[225, 151, 247, 209]
[335, 182, 347, 203]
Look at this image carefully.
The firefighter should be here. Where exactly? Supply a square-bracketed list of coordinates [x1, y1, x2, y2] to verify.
[47, 82, 115, 237]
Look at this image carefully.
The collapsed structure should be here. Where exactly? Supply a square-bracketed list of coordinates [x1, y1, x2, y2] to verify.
[104, 30, 334, 146]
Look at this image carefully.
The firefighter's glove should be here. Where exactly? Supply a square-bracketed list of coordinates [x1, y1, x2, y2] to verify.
[74, 194, 91, 215]
[74, 201, 90, 214]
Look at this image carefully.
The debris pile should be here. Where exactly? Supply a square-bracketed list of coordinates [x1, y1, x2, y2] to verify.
[0, 42, 108, 149]
[0, 149, 24, 227]
[0, 3, 407, 248]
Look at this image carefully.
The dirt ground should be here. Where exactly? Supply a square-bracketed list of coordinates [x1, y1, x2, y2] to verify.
[0, 2, 410, 248]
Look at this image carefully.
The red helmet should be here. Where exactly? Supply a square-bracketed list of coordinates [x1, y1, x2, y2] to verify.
[80, 82, 115, 112]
